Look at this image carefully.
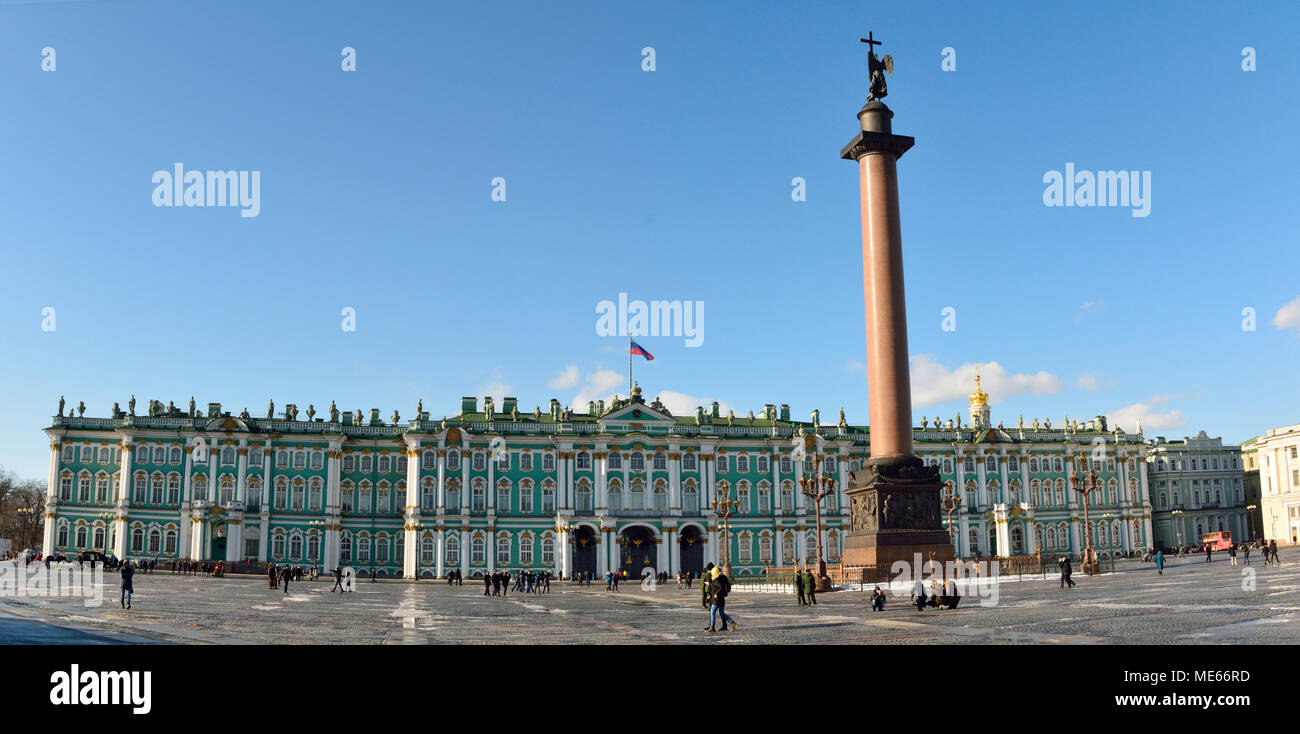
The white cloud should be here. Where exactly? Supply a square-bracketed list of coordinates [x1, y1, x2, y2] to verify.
[1272, 296, 1300, 336]
[1107, 395, 1185, 432]
[1079, 300, 1104, 312]
[475, 367, 512, 404]
[909, 355, 1063, 408]
[1075, 373, 1112, 391]
[547, 364, 580, 390]
[844, 359, 867, 375]
[656, 390, 732, 417]
[571, 368, 626, 409]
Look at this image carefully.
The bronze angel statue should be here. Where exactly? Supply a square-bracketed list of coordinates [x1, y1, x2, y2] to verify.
[867, 44, 893, 102]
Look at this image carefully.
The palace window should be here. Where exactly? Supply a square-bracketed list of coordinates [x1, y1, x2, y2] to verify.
[446, 481, 461, 511]
[718, 455, 731, 473]
[653, 452, 666, 471]
[631, 453, 645, 471]
[520, 535, 534, 565]
[379, 455, 391, 473]
[377, 536, 390, 562]
[341, 482, 354, 512]
[472, 481, 486, 512]
[342, 454, 355, 472]
[543, 453, 555, 472]
[542, 480, 555, 513]
[422, 478, 436, 511]
[249, 448, 262, 465]
[130, 473, 145, 502]
[360, 454, 373, 473]
[683, 482, 698, 514]
[76, 474, 89, 502]
[308, 533, 319, 561]
[293, 451, 307, 470]
[473, 452, 486, 471]
[520, 480, 534, 513]
[738, 533, 752, 564]
[444, 535, 459, 565]
[470, 536, 484, 565]
[495, 452, 509, 472]
[340, 536, 351, 563]
[802, 457, 813, 474]
[986, 456, 997, 473]
[290, 534, 303, 559]
[273, 533, 287, 559]
[378, 483, 391, 513]
[447, 451, 461, 471]
[421, 535, 435, 564]
[828, 532, 841, 561]
[96, 475, 109, 503]
[397, 455, 407, 473]
[577, 480, 593, 512]
[783, 532, 795, 561]
[781, 481, 794, 509]
[608, 483, 623, 513]
[653, 481, 667, 512]
[357, 535, 371, 563]
[61, 445, 74, 462]
[423, 450, 436, 470]
[277, 450, 289, 469]
[630, 481, 644, 510]
[758, 455, 770, 473]
[737, 482, 750, 514]
[542, 536, 555, 565]
[684, 453, 698, 472]
[609, 453, 622, 470]
[497, 480, 512, 513]
[1008, 455, 1019, 472]
[153, 446, 166, 465]
[359, 482, 372, 513]
[219, 447, 235, 466]
[759, 534, 772, 563]
[311, 451, 324, 470]
[497, 535, 511, 565]
[737, 455, 749, 474]
[310, 478, 323, 510]
[521, 452, 533, 472]
[575, 452, 589, 470]
[1053, 458, 1064, 473]
[293, 480, 306, 510]
[193, 475, 208, 502]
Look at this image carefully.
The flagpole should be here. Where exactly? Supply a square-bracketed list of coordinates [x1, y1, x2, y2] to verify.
[628, 337, 633, 394]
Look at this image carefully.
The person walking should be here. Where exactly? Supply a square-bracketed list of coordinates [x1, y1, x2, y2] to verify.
[795, 568, 807, 606]
[281, 564, 292, 594]
[1270, 539, 1279, 565]
[805, 570, 818, 606]
[705, 566, 737, 633]
[1059, 556, 1076, 588]
[1229, 544, 1238, 566]
[701, 563, 714, 609]
[1154, 549, 1165, 575]
[268, 562, 278, 590]
[332, 566, 344, 592]
[119, 560, 135, 610]
[1205, 545, 1212, 563]
[1243, 544, 1251, 565]
[870, 585, 886, 611]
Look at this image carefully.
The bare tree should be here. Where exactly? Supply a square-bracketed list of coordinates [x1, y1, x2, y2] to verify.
[0, 468, 46, 552]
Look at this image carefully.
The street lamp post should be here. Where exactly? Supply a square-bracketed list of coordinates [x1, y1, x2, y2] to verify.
[798, 451, 836, 592]
[1070, 459, 1101, 575]
[1171, 509, 1184, 549]
[97, 511, 115, 555]
[712, 484, 739, 574]
[941, 489, 963, 558]
[309, 520, 327, 575]
[1245, 504, 1257, 542]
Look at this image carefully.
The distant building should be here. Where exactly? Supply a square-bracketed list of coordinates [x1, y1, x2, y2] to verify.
[1145, 432, 1247, 548]
[1254, 423, 1300, 544]
[1240, 437, 1264, 540]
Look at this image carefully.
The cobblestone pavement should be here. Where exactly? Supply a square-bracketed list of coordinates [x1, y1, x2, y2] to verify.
[2, 550, 1297, 644]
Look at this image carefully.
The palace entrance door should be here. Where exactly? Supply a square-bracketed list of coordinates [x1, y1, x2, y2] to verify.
[571, 526, 597, 579]
[678, 525, 704, 578]
[620, 526, 656, 581]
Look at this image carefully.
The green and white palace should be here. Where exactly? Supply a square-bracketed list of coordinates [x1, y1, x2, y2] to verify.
[41, 380, 1156, 578]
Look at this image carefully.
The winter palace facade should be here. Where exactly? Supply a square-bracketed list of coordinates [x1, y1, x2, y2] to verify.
[41, 381, 1158, 578]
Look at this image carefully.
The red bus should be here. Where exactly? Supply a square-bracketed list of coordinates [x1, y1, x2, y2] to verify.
[1202, 531, 1233, 551]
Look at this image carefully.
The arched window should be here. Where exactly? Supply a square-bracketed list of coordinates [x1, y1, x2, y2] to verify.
[446, 534, 461, 565]
[520, 479, 535, 514]
[630, 480, 645, 510]
[167, 474, 181, 504]
[75, 524, 87, 548]
[608, 481, 623, 513]
[682, 481, 698, 514]
[356, 534, 371, 563]
[736, 481, 751, 514]
[150, 474, 164, 504]
[307, 533, 320, 561]
[1011, 525, 1024, 553]
[783, 531, 795, 561]
[576, 452, 590, 470]
[420, 535, 435, 563]
[445, 480, 460, 512]
[422, 477, 436, 511]
[738, 533, 753, 564]
[446, 451, 461, 471]
[131, 527, 144, 552]
[471, 536, 485, 565]
[541, 479, 555, 513]
[520, 535, 534, 565]
[378, 482, 391, 513]
[289, 533, 303, 559]
[542, 536, 555, 565]
[497, 535, 511, 565]
[781, 480, 794, 510]
[827, 531, 840, 561]
[496, 480, 512, 513]
[472, 480, 486, 513]
[272, 532, 286, 559]
[340, 535, 352, 562]
[653, 480, 667, 512]
[683, 453, 698, 472]
[377, 535, 390, 562]
[310, 478, 323, 511]
[759, 533, 771, 562]
[275, 478, 288, 509]
[577, 480, 593, 512]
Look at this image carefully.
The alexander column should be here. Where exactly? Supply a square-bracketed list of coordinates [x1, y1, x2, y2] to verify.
[840, 33, 954, 569]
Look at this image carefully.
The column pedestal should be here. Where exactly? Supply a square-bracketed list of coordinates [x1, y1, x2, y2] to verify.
[843, 456, 953, 568]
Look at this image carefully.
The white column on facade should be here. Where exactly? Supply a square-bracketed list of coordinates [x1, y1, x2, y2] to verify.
[486, 445, 496, 515]
[662, 527, 675, 575]
[1018, 452, 1030, 506]
[838, 451, 850, 516]
[999, 452, 1010, 504]
[953, 446, 966, 504]
[460, 527, 470, 577]
[236, 444, 249, 504]
[975, 456, 988, 507]
[669, 447, 682, 514]
[436, 449, 447, 514]
[596, 451, 609, 512]
[112, 441, 134, 558]
[460, 451, 470, 514]
[487, 527, 496, 574]
[1025, 517, 1038, 555]
[771, 450, 782, 514]
[42, 439, 61, 555]
[774, 525, 785, 566]
[1064, 447, 1077, 507]
[793, 458, 804, 514]
[435, 528, 445, 578]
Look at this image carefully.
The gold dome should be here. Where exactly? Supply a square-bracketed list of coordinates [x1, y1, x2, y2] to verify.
[969, 371, 989, 408]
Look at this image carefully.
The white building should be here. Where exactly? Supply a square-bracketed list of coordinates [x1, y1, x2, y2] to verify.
[1255, 422, 1300, 544]
[1146, 432, 1248, 548]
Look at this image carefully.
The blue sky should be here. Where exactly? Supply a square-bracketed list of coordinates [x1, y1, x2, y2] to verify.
[1, 1, 1298, 480]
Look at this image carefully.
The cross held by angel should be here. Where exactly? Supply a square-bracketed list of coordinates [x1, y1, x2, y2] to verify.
[861, 32, 894, 102]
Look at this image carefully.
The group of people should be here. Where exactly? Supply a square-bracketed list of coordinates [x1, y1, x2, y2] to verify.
[170, 560, 224, 576]
[445, 569, 464, 585]
[267, 563, 307, 593]
[909, 578, 961, 611]
[1146, 538, 1282, 575]
[794, 569, 819, 606]
[482, 569, 553, 596]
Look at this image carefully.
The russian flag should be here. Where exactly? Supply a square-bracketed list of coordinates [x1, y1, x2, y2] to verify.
[630, 340, 655, 361]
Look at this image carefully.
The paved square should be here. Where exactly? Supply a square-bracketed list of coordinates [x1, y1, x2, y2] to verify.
[2, 550, 1298, 644]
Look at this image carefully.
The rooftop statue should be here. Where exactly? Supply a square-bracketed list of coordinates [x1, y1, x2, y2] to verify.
[267, 399, 274, 419]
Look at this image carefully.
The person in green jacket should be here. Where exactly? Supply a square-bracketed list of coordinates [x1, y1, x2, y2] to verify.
[701, 563, 714, 608]
[805, 569, 818, 605]
[795, 568, 807, 606]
